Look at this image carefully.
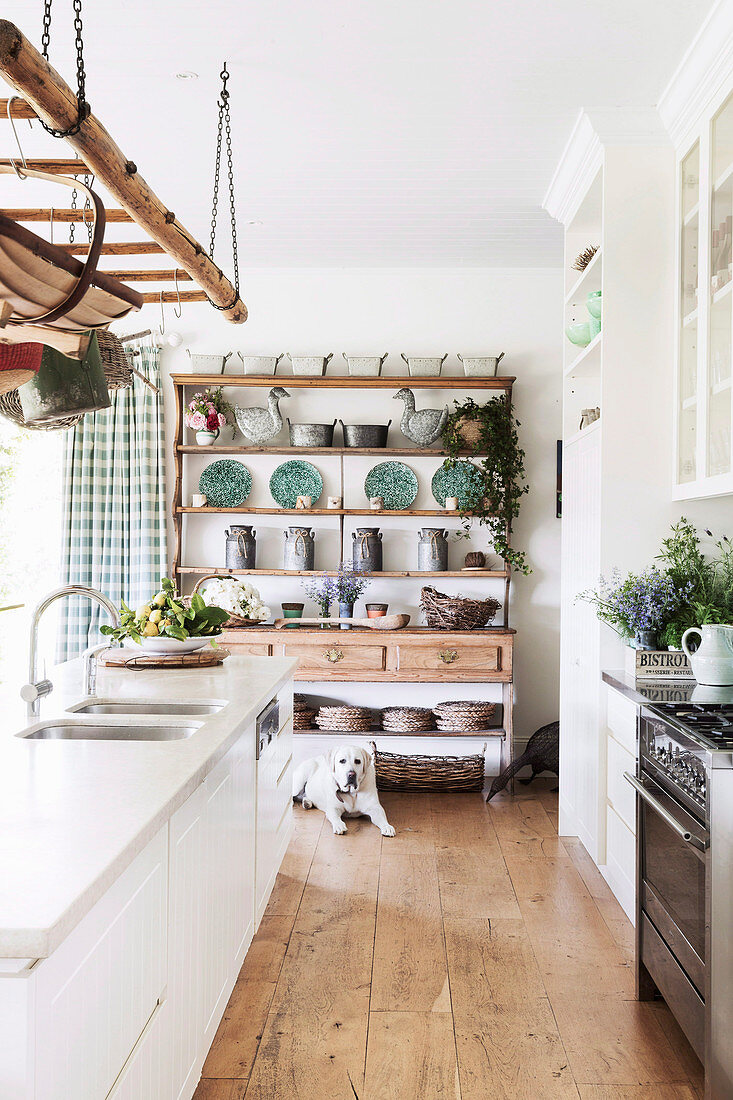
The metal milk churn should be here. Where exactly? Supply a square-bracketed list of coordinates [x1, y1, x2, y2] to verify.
[352, 527, 383, 572]
[417, 528, 448, 571]
[225, 525, 257, 569]
[283, 526, 315, 570]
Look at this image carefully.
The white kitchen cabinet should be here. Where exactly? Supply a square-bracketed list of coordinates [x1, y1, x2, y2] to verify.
[545, 111, 675, 870]
[0, 676, 294, 1100]
[601, 685, 639, 923]
[35, 827, 168, 1100]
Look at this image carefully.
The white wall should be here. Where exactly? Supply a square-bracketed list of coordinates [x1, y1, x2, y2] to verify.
[129, 267, 563, 750]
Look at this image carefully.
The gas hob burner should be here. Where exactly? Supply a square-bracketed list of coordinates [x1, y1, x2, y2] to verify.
[650, 703, 733, 750]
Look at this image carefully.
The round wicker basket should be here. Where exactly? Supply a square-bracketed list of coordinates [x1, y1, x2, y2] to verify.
[420, 586, 501, 630]
[370, 741, 485, 792]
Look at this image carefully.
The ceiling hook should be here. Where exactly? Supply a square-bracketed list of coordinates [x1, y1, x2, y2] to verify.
[49, 207, 54, 245]
[7, 97, 29, 180]
[159, 289, 166, 335]
[173, 270, 182, 319]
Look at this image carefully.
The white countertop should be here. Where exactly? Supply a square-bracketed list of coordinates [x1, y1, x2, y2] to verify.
[0, 654, 296, 959]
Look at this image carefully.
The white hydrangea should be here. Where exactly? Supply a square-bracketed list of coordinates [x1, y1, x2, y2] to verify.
[203, 578, 271, 621]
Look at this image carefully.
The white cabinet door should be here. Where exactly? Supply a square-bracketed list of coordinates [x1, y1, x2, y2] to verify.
[202, 727, 256, 1047]
[34, 829, 168, 1100]
[168, 781, 208, 1100]
[559, 428, 602, 857]
[168, 723, 257, 1095]
[107, 1000, 171, 1100]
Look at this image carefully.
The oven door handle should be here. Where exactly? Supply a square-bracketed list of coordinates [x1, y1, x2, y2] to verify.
[623, 772, 709, 852]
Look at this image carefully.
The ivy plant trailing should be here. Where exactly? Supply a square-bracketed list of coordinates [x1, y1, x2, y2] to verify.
[440, 395, 530, 574]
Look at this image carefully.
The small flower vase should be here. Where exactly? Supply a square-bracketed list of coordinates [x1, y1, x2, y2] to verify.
[339, 600, 354, 630]
[634, 629, 657, 651]
[318, 601, 332, 628]
[195, 429, 219, 446]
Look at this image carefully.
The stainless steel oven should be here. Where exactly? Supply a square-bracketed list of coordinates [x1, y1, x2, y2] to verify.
[629, 704, 733, 1099]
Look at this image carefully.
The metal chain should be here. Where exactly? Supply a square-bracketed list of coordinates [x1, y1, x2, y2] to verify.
[208, 63, 240, 309]
[69, 179, 77, 244]
[83, 172, 93, 242]
[40, 0, 89, 139]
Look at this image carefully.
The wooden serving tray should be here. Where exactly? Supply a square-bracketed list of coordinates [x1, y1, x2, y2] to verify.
[99, 646, 230, 669]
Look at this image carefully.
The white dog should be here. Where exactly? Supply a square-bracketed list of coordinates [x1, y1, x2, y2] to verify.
[292, 744, 395, 837]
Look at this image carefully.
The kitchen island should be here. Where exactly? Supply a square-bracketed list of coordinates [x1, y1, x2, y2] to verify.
[0, 653, 296, 1100]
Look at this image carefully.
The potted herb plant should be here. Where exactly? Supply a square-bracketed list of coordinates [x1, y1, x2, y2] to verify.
[440, 394, 530, 573]
[580, 567, 687, 649]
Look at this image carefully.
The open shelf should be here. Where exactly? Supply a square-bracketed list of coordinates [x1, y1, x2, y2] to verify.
[563, 248, 602, 305]
[176, 506, 478, 517]
[564, 331, 602, 378]
[172, 373, 515, 390]
[177, 565, 509, 578]
[683, 201, 700, 226]
[295, 727, 506, 739]
[712, 280, 733, 305]
[564, 418, 601, 448]
[178, 444, 481, 457]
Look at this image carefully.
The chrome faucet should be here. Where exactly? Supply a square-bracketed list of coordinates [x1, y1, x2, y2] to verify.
[21, 584, 120, 718]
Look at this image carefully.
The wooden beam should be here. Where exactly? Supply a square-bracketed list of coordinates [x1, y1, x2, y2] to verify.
[0, 97, 35, 118]
[0, 22, 246, 323]
[141, 290, 208, 304]
[0, 158, 87, 173]
[59, 241, 165, 256]
[0, 207, 134, 223]
[101, 269, 192, 281]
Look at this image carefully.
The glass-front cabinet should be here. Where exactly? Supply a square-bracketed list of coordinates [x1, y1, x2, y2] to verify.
[675, 91, 733, 497]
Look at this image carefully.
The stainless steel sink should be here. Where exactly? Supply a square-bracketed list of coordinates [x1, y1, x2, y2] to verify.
[71, 701, 224, 716]
[19, 721, 198, 741]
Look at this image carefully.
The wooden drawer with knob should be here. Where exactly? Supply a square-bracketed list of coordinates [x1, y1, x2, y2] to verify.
[390, 639, 509, 681]
[223, 627, 514, 683]
[280, 641, 386, 678]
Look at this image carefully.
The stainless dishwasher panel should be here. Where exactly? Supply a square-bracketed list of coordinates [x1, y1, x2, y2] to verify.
[256, 697, 280, 760]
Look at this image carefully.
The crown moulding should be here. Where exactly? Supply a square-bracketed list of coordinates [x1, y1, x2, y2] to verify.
[658, 0, 733, 152]
[542, 107, 669, 226]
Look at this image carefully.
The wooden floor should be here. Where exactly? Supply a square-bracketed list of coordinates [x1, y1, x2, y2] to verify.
[194, 780, 704, 1099]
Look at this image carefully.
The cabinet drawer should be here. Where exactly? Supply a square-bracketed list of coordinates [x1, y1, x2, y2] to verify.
[393, 641, 504, 679]
[607, 734, 636, 832]
[606, 687, 638, 754]
[226, 642, 271, 657]
[606, 803, 636, 886]
[282, 642, 385, 675]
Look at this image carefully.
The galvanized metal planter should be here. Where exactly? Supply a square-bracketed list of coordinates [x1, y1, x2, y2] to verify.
[287, 418, 336, 447]
[339, 420, 391, 448]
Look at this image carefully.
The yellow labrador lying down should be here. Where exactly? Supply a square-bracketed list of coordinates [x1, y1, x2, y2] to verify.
[292, 745, 396, 837]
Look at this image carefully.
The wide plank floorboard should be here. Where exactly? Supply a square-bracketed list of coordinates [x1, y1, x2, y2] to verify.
[196, 786, 703, 1099]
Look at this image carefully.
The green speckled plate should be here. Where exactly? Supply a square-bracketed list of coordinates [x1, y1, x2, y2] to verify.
[270, 460, 323, 508]
[431, 461, 483, 509]
[199, 459, 252, 508]
[364, 461, 418, 510]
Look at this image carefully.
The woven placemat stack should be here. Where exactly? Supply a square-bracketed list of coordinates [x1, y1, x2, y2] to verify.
[380, 706, 435, 733]
[432, 699, 496, 731]
[315, 705, 374, 732]
[293, 694, 317, 730]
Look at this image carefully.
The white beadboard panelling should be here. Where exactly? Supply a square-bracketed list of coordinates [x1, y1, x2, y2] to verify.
[34, 829, 168, 1100]
[0, 0, 714, 266]
[256, 720, 294, 926]
[107, 1001, 171, 1100]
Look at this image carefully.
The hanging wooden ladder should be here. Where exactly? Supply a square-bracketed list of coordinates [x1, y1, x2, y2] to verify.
[0, 21, 247, 322]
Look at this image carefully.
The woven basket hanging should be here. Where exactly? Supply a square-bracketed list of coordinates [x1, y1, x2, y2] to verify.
[96, 328, 133, 390]
[370, 741, 486, 792]
[0, 328, 138, 430]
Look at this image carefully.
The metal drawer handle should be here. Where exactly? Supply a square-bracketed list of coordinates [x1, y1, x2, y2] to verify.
[438, 649, 458, 664]
[623, 772, 708, 852]
[324, 648, 344, 663]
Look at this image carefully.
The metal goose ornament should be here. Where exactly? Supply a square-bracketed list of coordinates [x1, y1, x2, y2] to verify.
[393, 387, 449, 446]
[234, 386, 290, 443]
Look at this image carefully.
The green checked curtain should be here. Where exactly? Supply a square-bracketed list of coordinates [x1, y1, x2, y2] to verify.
[57, 344, 168, 661]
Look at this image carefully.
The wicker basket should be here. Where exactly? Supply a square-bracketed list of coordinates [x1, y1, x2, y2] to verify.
[97, 328, 134, 390]
[420, 586, 501, 630]
[370, 741, 486, 792]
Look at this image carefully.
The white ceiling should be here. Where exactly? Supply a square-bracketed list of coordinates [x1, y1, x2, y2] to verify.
[0, 1, 716, 267]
